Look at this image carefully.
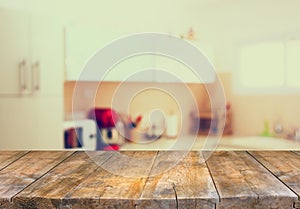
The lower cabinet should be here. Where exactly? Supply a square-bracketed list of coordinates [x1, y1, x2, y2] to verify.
[0, 97, 63, 149]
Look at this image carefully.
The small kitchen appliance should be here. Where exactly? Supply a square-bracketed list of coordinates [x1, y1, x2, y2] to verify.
[89, 108, 124, 150]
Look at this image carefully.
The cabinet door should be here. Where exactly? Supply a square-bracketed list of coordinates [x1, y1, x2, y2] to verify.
[65, 25, 156, 82]
[154, 55, 200, 83]
[0, 9, 30, 95]
[30, 14, 64, 96]
[34, 96, 64, 149]
[0, 97, 39, 149]
[153, 41, 215, 83]
[0, 97, 63, 150]
[104, 54, 154, 82]
[65, 25, 122, 81]
[29, 14, 64, 149]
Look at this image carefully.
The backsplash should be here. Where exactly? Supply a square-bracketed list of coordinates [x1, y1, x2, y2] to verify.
[65, 73, 300, 136]
[65, 82, 211, 114]
[64, 81, 212, 135]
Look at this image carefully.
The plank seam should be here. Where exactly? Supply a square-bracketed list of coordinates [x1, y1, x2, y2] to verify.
[292, 151, 300, 157]
[65, 152, 114, 199]
[247, 151, 300, 201]
[95, 151, 158, 208]
[202, 151, 221, 205]
[171, 182, 179, 209]
[294, 200, 300, 209]
[0, 151, 30, 172]
[136, 151, 159, 205]
[10, 151, 76, 203]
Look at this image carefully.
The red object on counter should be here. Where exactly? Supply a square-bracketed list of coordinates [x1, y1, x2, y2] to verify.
[129, 115, 143, 128]
[135, 115, 142, 124]
[103, 144, 120, 151]
[89, 108, 119, 128]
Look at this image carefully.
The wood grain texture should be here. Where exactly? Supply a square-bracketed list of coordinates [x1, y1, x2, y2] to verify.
[205, 151, 297, 209]
[249, 151, 300, 198]
[62, 151, 158, 209]
[139, 151, 218, 209]
[99, 151, 158, 178]
[0, 151, 73, 209]
[13, 151, 113, 208]
[294, 151, 300, 157]
[0, 151, 27, 170]
[0, 151, 299, 209]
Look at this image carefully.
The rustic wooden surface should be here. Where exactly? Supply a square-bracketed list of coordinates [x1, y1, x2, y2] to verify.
[0, 151, 27, 171]
[249, 151, 300, 208]
[62, 151, 158, 209]
[13, 151, 112, 208]
[205, 151, 297, 209]
[0, 151, 299, 208]
[294, 151, 300, 157]
[0, 151, 73, 208]
[140, 151, 218, 209]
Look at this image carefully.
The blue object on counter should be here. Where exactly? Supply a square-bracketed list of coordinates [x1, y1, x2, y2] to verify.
[211, 116, 219, 134]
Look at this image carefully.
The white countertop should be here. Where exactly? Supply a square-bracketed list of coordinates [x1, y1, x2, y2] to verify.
[120, 135, 300, 150]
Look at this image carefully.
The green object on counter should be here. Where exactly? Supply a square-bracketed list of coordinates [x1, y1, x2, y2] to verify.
[260, 120, 273, 137]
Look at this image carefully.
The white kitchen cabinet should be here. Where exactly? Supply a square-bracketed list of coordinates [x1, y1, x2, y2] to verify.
[0, 8, 64, 149]
[0, 97, 63, 149]
[104, 55, 154, 82]
[65, 25, 127, 81]
[153, 55, 201, 83]
[65, 25, 156, 82]
[0, 9, 63, 96]
[64, 25, 215, 83]
[0, 9, 30, 95]
[30, 14, 64, 96]
[65, 25, 155, 82]
[154, 41, 216, 83]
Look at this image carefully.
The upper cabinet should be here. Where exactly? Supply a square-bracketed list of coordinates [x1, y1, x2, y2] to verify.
[30, 14, 64, 96]
[153, 56, 202, 83]
[65, 25, 125, 81]
[0, 9, 63, 96]
[64, 25, 216, 83]
[0, 9, 30, 95]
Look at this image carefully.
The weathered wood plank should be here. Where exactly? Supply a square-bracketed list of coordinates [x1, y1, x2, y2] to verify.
[139, 151, 218, 209]
[293, 151, 300, 157]
[0, 151, 27, 170]
[90, 151, 158, 178]
[13, 151, 114, 208]
[0, 151, 73, 209]
[62, 151, 158, 209]
[294, 147, 300, 209]
[205, 151, 297, 209]
[249, 151, 300, 198]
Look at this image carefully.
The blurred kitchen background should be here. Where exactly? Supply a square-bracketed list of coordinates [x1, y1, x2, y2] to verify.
[1, 0, 300, 150]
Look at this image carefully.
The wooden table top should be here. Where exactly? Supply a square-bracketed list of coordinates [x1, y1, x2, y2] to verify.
[0, 151, 299, 209]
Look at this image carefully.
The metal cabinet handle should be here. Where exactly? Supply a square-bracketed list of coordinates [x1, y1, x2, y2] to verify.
[32, 61, 40, 91]
[19, 60, 27, 91]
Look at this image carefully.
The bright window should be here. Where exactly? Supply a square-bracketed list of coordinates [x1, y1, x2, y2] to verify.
[286, 40, 300, 87]
[237, 39, 300, 92]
